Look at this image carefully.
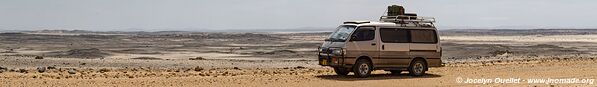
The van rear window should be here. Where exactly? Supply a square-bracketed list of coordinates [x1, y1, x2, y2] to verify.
[380, 28, 437, 43]
[410, 30, 437, 43]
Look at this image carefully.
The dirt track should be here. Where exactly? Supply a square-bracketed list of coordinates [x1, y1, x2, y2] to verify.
[2, 59, 596, 87]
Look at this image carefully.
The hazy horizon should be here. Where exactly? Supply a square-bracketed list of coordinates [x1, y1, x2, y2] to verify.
[2, 0, 597, 31]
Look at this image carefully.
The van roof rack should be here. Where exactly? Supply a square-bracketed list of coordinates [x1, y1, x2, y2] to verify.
[380, 15, 435, 23]
[379, 15, 436, 27]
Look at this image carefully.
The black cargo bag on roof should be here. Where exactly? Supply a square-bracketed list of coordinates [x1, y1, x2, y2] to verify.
[404, 13, 417, 19]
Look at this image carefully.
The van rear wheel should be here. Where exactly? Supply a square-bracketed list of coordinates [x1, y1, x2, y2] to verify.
[353, 59, 372, 78]
[409, 59, 427, 76]
[333, 67, 349, 76]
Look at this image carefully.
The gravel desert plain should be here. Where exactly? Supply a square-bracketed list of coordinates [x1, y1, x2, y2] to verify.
[1, 29, 597, 86]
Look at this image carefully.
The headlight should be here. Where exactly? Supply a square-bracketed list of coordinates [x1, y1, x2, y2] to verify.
[332, 49, 343, 55]
[319, 47, 325, 52]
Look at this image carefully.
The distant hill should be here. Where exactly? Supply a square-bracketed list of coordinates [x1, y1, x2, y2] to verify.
[2, 28, 336, 34]
[440, 29, 597, 36]
[194, 28, 335, 32]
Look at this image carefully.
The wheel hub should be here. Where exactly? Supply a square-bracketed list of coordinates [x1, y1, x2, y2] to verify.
[413, 63, 424, 74]
[359, 63, 369, 75]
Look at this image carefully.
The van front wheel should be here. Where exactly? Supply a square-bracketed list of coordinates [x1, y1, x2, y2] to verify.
[409, 59, 427, 76]
[353, 59, 372, 78]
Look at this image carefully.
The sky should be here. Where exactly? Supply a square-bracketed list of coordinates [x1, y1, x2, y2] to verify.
[1, 0, 597, 31]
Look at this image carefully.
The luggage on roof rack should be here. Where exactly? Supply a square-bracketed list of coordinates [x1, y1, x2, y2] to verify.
[403, 13, 417, 20]
[387, 5, 405, 16]
[381, 5, 436, 26]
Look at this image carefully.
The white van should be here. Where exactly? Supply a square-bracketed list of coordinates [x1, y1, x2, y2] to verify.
[318, 14, 441, 78]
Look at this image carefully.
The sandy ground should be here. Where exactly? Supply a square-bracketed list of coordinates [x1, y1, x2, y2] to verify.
[1, 59, 596, 87]
[1, 29, 597, 86]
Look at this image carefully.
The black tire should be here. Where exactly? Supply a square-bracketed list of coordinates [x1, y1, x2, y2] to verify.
[333, 67, 349, 76]
[353, 59, 372, 78]
[408, 59, 427, 76]
[389, 70, 402, 75]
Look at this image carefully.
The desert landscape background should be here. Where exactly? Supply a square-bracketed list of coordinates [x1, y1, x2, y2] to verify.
[1, 29, 597, 86]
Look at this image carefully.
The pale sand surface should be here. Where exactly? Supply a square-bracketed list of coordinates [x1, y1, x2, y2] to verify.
[2, 59, 596, 87]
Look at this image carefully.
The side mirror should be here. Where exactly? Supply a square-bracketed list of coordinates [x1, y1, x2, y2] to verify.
[350, 36, 358, 41]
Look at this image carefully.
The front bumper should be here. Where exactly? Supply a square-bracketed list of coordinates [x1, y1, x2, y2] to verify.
[318, 47, 345, 67]
[318, 53, 343, 66]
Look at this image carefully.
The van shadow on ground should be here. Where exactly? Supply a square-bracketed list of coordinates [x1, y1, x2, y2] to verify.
[315, 73, 442, 81]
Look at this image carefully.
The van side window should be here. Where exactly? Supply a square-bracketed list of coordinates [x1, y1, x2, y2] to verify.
[350, 27, 375, 41]
[380, 28, 409, 43]
[410, 30, 437, 43]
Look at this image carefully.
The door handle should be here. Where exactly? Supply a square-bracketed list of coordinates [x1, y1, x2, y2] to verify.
[371, 43, 376, 46]
[382, 45, 385, 50]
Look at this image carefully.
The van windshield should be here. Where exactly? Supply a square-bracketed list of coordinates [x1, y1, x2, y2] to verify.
[326, 25, 356, 42]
